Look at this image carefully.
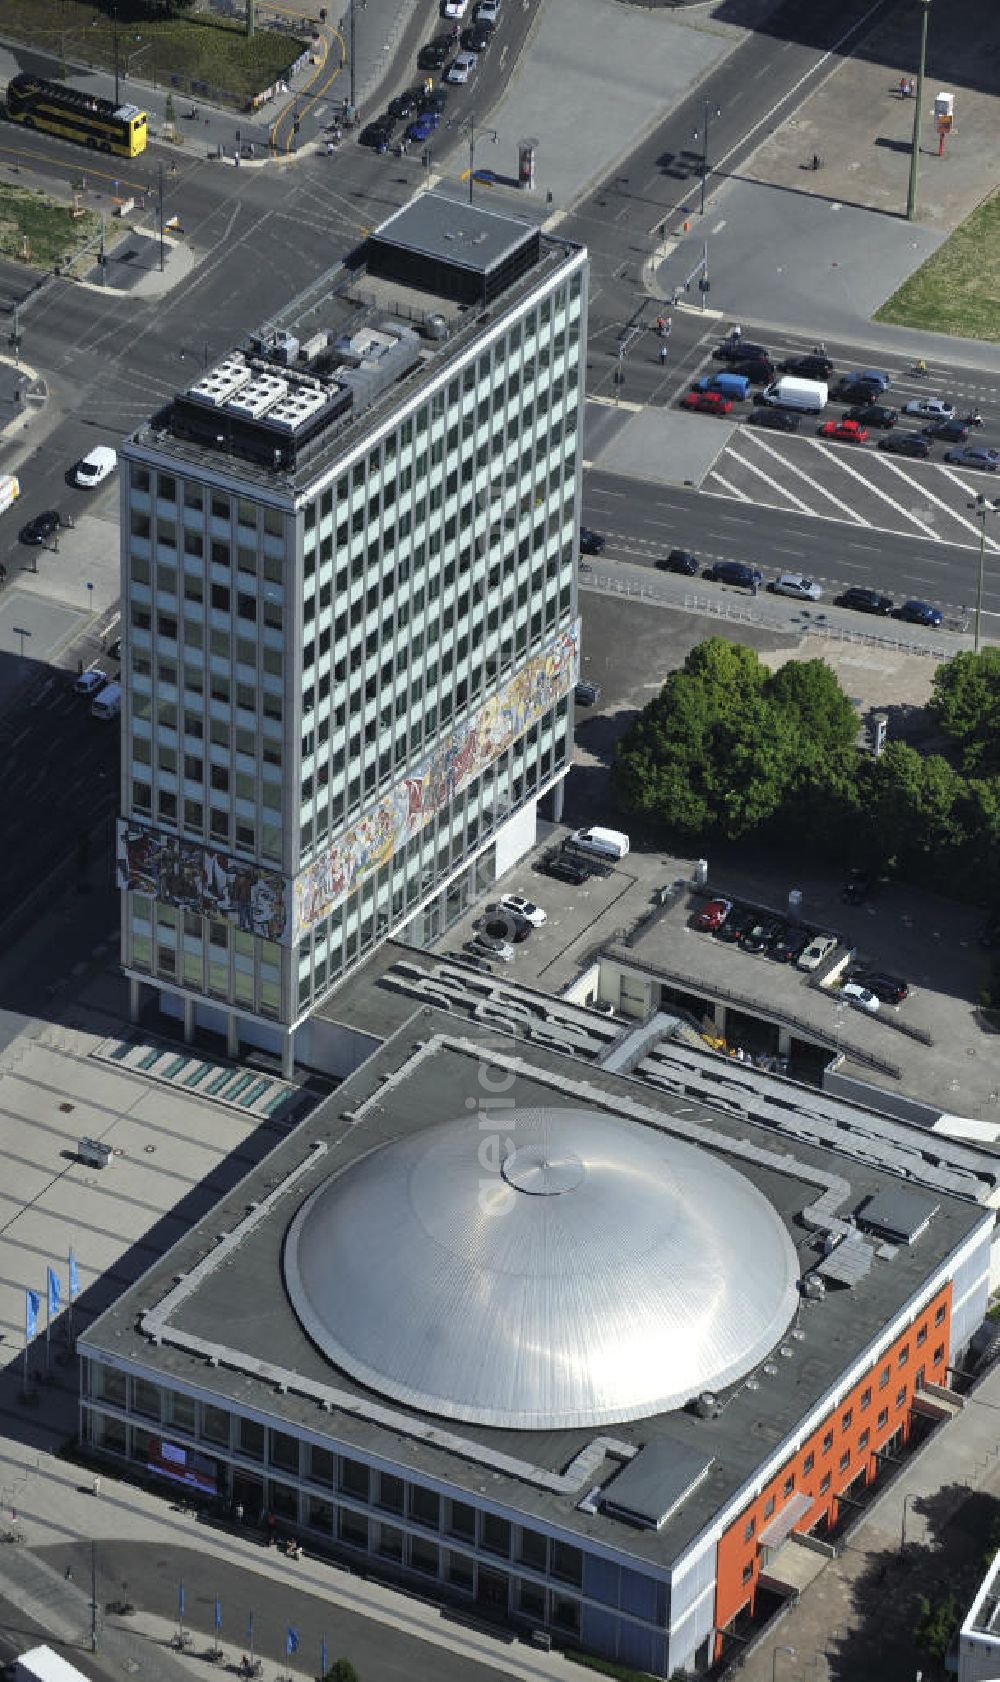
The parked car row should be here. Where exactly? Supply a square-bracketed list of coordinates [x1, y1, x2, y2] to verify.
[693, 897, 832, 968]
[72, 667, 121, 719]
[363, 0, 505, 150]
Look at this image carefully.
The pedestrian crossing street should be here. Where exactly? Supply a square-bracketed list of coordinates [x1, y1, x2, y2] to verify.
[704, 425, 1000, 553]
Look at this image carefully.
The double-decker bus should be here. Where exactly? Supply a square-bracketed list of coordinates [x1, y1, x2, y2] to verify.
[4, 73, 147, 157]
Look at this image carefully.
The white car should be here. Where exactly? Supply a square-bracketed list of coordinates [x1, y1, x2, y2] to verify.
[796, 933, 837, 973]
[74, 445, 118, 488]
[772, 572, 824, 601]
[841, 981, 880, 1014]
[498, 894, 547, 927]
[443, 0, 469, 15]
[446, 49, 477, 81]
[475, 0, 501, 19]
[470, 933, 514, 962]
[74, 667, 108, 697]
[903, 397, 955, 420]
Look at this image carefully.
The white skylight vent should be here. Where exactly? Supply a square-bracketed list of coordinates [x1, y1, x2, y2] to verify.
[188, 355, 252, 406]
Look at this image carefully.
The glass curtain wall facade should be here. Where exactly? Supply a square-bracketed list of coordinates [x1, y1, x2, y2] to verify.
[119, 246, 587, 1068]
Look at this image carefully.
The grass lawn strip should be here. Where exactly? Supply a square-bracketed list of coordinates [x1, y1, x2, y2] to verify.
[875, 188, 1000, 342]
[0, 183, 99, 268]
[0, 0, 306, 108]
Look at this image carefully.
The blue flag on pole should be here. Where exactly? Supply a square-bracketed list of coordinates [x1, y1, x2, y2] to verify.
[286, 1627, 299, 1656]
[178, 1581, 185, 1619]
[321, 1636, 328, 1675]
[25, 1290, 39, 1340]
[69, 1249, 79, 1299]
[47, 1267, 60, 1318]
[214, 1598, 222, 1633]
[248, 1610, 254, 1645]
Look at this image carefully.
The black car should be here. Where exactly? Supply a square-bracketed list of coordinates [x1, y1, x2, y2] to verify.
[729, 358, 775, 385]
[106, 637, 122, 664]
[543, 854, 591, 885]
[742, 918, 784, 954]
[878, 433, 931, 459]
[833, 379, 884, 405]
[580, 526, 606, 555]
[845, 404, 897, 429]
[657, 548, 698, 575]
[360, 119, 395, 149]
[769, 928, 808, 963]
[703, 560, 762, 589]
[463, 20, 494, 50]
[782, 353, 834, 378]
[714, 907, 755, 944]
[715, 339, 769, 364]
[923, 417, 969, 443]
[418, 35, 452, 68]
[841, 869, 873, 904]
[419, 87, 449, 114]
[836, 586, 894, 615]
[19, 509, 60, 545]
[574, 679, 601, 705]
[387, 90, 421, 119]
[748, 407, 800, 433]
[850, 966, 909, 1004]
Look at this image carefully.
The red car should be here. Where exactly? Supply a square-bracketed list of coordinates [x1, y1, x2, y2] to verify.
[695, 897, 732, 932]
[681, 391, 733, 417]
[818, 418, 869, 444]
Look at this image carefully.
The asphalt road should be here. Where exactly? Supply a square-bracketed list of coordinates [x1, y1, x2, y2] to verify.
[582, 464, 990, 622]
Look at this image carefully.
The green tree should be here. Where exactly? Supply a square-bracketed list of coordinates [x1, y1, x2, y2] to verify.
[865, 744, 968, 883]
[322, 1661, 360, 1682]
[930, 647, 1000, 775]
[764, 657, 858, 754]
[914, 1592, 959, 1662]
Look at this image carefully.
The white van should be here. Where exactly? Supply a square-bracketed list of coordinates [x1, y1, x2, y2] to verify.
[761, 376, 828, 413]
[0, 474, 20, 516]
[91, 682, 122, 720]
[566, 826, 630, 861]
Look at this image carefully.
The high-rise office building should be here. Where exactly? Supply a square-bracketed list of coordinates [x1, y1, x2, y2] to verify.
[117, 195, 588, 1072]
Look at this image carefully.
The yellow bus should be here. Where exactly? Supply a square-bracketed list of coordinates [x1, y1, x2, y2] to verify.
[4, 74, 147, 157]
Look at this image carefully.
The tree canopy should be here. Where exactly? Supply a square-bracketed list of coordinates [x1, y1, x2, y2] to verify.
[611, 638, 1000, 903]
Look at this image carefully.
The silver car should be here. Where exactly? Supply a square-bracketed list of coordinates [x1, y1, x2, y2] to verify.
[475, 0, 501, 18]
[772, 571, 823, 601]
[903, 397, 955, 420]
[446, 49, 478, 82]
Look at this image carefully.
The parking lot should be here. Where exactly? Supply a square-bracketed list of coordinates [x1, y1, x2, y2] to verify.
[443, 823, 1000, 1124]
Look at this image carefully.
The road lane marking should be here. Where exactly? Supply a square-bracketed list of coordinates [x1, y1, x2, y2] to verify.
[706, 473, 751, 501]
[737, 432, 869, 522]
[877, 458, 1000, 551]
[809, 444, 940, 539]
[722, 450, 818, 516]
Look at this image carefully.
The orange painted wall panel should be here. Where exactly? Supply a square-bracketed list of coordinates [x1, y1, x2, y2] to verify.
[713, 1282, 951, 1648]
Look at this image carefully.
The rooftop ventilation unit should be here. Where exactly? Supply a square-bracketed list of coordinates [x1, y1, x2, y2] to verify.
[226, 373, 289, 421]
[188, 355, 251, 406]
[267, 385, 330, 433]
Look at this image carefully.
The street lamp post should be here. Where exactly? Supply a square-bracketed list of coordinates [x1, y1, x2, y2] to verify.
[111, 5, 120, 105]
[462, 114, 498, 204]
[969, 493, 1000, 654]
[693, 100, 721, 217]
[906, 0, 933, 222]
[773, 1644, 796, 1682]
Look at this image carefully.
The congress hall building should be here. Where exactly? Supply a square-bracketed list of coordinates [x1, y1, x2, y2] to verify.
[78, 982, 993, 1677]
[115, 194, 586, 1075]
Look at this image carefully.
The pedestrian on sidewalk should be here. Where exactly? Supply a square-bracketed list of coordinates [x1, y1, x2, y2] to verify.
[659, 345, 668, 366]
[92, 1476, 101, 1498]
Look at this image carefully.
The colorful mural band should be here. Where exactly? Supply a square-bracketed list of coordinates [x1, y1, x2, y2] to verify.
[292, 622, 580, 939]
[116, 623, 578, 947]
[116, 823, 291, 942]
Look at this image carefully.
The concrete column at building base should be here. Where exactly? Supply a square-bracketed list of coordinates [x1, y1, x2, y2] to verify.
[552, 778, 564, 823]
[227, 1013, 239, 1061]
[282, 1031, 295, 1081]
[129, 977, 141, 1024]
[183, 996, 195, 1044]
[777, 1026, 792, 1057]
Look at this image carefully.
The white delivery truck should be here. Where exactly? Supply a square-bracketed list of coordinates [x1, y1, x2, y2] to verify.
[0, 473, 20, 516]
[565, 826, 631, 861]
[91, 682, 122, 720]
[761, 376, 828, 413]
[15, 1647, 92, 1682]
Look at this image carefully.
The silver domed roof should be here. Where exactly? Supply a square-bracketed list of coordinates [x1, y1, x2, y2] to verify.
[283, 1107, 799, 1430]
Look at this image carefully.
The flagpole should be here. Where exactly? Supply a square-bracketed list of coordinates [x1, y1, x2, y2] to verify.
[22, 1329, 29, 1395]
[45, 1283, 50, 1376]
[67, 1248, 75, 1347]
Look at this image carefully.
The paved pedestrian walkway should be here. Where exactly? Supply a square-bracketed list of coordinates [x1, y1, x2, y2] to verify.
[736, 1358, 1000, 1682]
